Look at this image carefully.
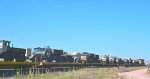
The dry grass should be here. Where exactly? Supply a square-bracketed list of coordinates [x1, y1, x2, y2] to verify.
[118, 66, 146, 72]
[25, 68, 119, 79]
[13, 66, 146, 79]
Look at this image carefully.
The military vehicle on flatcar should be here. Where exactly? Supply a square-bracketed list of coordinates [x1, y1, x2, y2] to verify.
[0, 40, 145, 67]
[0, 40, 26, 62]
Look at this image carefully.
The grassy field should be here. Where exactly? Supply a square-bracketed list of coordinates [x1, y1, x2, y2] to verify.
[14, 66, 145, 79]
[0, 66, 144, 79]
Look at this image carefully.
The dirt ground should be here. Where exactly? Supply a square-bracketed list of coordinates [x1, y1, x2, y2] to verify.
[119, 68, 150, 79]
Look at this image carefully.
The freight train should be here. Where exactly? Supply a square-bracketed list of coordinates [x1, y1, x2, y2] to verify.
[0, 40, 145, 66]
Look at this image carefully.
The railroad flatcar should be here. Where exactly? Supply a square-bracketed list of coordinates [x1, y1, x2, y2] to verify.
[0, 40, 145, 67]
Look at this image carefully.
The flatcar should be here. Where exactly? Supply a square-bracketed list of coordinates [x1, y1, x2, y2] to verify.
[0, 40, 145, 67]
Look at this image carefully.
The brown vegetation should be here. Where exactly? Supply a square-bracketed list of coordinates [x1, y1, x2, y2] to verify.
[14, 66, 146, 79]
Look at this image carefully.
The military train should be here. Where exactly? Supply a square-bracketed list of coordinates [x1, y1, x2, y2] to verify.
[0, 40, 145, 66]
